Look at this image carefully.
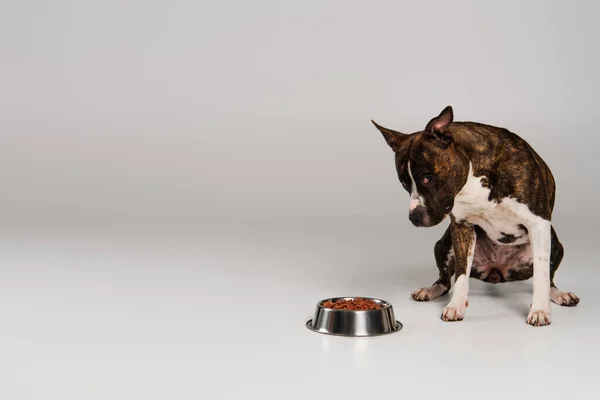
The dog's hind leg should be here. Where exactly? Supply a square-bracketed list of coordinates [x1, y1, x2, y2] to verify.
[411, 225, 454, 301]
[549, 226, 580, 307]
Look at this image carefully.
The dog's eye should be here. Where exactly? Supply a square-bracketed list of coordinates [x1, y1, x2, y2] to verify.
[422, 175, 432, 185]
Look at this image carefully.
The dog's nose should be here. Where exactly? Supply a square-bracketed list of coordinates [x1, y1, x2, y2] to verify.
[409, 210, 423, 227]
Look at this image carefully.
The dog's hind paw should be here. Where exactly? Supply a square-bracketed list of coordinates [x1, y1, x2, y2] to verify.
[411, 284, 448, 301]
[550, 287, 580, 307]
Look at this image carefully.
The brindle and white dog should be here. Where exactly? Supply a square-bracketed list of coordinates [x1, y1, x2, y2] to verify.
[372, 106, 579, 326]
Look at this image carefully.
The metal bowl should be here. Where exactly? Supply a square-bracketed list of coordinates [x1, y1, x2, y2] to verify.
[305, 296, 402, 337]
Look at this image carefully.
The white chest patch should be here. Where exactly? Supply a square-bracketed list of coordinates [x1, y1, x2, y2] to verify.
[451, 164, 530, 246]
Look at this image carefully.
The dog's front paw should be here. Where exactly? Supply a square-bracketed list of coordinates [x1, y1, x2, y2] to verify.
[527, 309, 551, 327]
[441, 304, 466, 322]
[550, 288, 580, 307]
[411, 284, 448, 301]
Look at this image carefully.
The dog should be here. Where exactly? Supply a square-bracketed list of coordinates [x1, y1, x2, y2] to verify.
[371, 105, 579, 326]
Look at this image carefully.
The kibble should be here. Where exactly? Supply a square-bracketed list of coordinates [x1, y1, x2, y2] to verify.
[321, 297, 384, 310]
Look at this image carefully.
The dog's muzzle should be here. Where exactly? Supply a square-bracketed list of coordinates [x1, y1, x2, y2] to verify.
[409, 205, 428, 227]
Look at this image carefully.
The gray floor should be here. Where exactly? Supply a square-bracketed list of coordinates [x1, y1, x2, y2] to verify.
[1, 215, 598, 399]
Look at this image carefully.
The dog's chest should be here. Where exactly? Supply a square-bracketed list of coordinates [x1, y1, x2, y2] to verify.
[451, 172, 529, 246]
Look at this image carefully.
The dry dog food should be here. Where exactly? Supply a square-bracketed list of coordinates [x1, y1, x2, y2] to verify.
[321, 297, 384, 310]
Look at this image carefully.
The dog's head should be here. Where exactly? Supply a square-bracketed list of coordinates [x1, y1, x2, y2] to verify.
[372, 106, 469, 227]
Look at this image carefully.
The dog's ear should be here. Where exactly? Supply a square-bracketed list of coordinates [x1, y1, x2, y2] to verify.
[371, 120, 408, 152]
[425, 106, 454, 142]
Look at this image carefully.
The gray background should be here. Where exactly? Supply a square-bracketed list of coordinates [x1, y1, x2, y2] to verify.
[1, 1, 599, 399]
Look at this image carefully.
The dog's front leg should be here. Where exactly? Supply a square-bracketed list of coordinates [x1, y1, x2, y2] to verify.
[441, 220, 476, 322]
[526, 219, 552, 326]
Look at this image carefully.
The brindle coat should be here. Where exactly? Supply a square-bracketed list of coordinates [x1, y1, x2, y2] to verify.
[372, 106, 579, 324]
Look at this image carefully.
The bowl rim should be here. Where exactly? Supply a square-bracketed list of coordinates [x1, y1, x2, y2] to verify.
[317, 296, 392, 312]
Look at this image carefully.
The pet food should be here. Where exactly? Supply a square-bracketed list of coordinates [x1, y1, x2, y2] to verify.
[321, 297, 384, 310]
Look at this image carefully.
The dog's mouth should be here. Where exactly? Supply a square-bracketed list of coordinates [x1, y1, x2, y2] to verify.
[443, 200, 454, 215]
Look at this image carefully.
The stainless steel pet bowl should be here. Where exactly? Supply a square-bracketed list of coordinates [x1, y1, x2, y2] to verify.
[305, 297, 402, 337]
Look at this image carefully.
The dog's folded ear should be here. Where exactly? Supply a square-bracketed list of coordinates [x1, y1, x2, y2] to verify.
[425, 105, 454, 144]
[371, 120, 408, 152]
